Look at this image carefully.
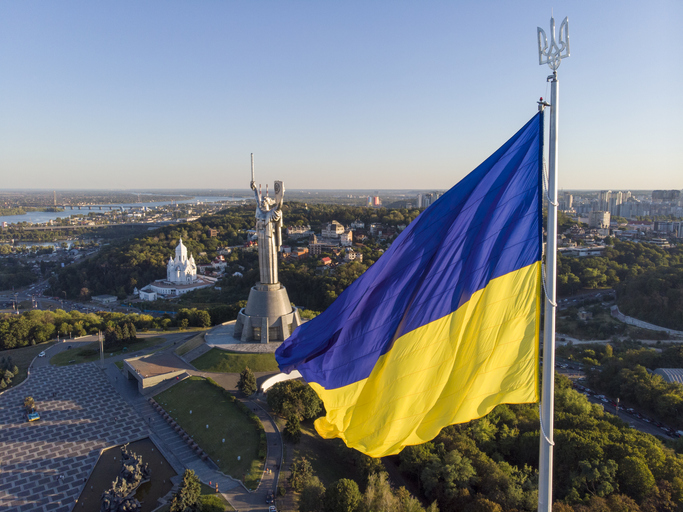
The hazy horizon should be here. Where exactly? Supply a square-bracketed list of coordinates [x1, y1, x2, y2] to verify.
[0, 1, 680, 191]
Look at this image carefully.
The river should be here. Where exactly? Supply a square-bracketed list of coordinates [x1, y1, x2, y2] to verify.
[0, 195, 249, 226]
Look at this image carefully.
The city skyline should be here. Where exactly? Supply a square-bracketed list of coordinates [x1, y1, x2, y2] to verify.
[0, 1, 681, 190]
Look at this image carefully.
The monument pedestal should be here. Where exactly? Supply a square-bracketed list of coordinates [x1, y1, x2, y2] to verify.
[233, 283, 302, 343]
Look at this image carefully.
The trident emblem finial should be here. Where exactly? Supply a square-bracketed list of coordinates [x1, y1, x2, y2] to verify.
[537, 16, 570, 71]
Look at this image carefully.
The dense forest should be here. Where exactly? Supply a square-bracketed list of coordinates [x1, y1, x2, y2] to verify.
[273, 375, 683, 511]
[558, 240, 683, 296]
[557, 240, 683, 329]
[395, 375, 683, 511]
[618, 265, 683, 331]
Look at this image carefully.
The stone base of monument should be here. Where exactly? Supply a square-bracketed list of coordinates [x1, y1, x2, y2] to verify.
[234, 283, 302, 343]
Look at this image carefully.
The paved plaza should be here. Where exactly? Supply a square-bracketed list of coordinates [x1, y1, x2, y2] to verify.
[1, 330, 286, 512]
[0, 363, 148, 512]
[204, 320, 282, 353]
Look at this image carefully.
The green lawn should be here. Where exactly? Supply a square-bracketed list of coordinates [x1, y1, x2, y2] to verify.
[281, 418, 360, 488]
[114, 361, 124, 370]
[50, 337, 166, 366]
[155, 483, 234, 512]
[192, 347, 279, 373]
[154, 377, 266, 490]
[0, 341, 55, 389]
[198, 483, 235, 512]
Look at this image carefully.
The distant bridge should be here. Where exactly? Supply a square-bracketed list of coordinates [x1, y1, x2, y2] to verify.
[57, 204, 149, 211]
[15, 204, 148, 211]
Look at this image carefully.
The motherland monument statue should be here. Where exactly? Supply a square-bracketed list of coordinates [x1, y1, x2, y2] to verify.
[233, 154, 302, 343]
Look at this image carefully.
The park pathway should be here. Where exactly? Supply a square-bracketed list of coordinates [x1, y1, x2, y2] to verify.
[188, 369, 283, 511]
[102, 353, 283, 510]
[101, 363, 243, 496]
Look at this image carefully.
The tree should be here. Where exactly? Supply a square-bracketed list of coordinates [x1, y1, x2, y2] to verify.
[400, 443, 435, 478]
[324, 478, 361, 512]
[640, 480, 677, 512]
[121, 323, 130, 341]
[421, 450, 476, 502]
[362, 472, 400, 511]
[285, 414, 302, 443]
[569, 458, 618, 500]
[605, 494, 642, 512]
[618, 456, 655, 501]
[170, 469, 201, 512]
[267, 380, 323, 420]
[299, 476, 326, 512]
[58, 322, 70, 336]
[289, 457, 314, 492]
[396, 486, 435, 512]
[179, 318, 190, 330]
[462, 497, 503, 512]
[104, 326, 118, 347]
[195, 309, 212, 328]
[238, 367, 257, 396]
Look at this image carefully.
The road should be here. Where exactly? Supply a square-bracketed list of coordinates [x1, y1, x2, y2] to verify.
[1, 278, 145, 316]
[557, 289, 616, 311]
[555, 359, 676, 440]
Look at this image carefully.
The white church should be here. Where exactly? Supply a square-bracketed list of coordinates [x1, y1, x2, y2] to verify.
[139, 238, 215, 301]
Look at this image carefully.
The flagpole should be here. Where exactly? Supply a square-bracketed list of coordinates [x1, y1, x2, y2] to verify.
[536, 16, 569, 512]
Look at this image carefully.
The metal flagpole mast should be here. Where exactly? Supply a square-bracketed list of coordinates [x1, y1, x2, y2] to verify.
[536, 15, 569, 512]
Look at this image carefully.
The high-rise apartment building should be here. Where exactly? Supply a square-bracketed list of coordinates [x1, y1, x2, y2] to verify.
[588, 211, 611, 229]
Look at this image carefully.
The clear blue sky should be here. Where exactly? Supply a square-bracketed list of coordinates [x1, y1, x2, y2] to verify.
[0, 1, 680, 191]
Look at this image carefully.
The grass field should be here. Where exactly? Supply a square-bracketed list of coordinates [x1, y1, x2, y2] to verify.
[192, 347, 279, 373]
[198, 483, 235, 511]
[155, 483, 234, 512]
[50, 337, 166, 366]
[175, 332, 206, 356]
[0, 341, 55, 390]
[283, 421, 360, 488]
[155, 377, 265, 490]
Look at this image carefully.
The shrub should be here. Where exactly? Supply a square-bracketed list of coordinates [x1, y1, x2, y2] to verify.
[238, 366, 257, 396]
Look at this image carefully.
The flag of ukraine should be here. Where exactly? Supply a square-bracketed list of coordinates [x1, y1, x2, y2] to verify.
[276, 112, 544, 457]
